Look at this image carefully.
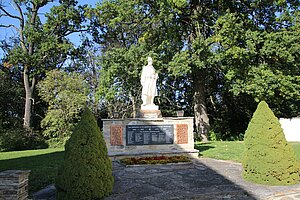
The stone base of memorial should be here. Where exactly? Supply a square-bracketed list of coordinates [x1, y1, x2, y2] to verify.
[102, 117, 199, 159]
[138, 110, 162, 118]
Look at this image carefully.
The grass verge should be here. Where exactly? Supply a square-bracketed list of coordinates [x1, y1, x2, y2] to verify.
[195, 141, 300, 163]
[0, 148, 64, 196]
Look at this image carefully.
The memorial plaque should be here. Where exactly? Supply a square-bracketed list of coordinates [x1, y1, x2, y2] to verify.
[176, 124, 188, 144]
[110, 125, 123, 146]
[126, 125, 174, 145]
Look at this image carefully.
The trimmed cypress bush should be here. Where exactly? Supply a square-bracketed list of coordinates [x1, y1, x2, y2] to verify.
[242, 101, 300, 185]
[56, 108, 114, 199]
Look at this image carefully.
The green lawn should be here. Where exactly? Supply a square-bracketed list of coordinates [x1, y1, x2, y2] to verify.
[0, 148, 64, 196]
[195, 141, 300, 163]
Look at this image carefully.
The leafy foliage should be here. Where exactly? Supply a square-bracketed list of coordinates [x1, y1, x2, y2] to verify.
[0, 0, 88, 129]
[38, 70, 88, 140]
[56, 108, 113, 200]
[212, 11, 300, 117]
[121, 155, 190, 165]
[0, 128, 47, 152]
[89, 0, 300, 140]
[242, 101, 300, 185]
[98, 45, 147, 118]
[0, 68, 23, 128]
[90, 0, 212, 132]
[0, 0, 299, 142]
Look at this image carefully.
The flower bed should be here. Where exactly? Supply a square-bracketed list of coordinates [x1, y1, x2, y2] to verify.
[120, 155, 191, 165]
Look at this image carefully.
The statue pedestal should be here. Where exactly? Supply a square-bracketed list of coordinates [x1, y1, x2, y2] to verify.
[139, 104, 161, 118]
[140, 104, 159, 110]
[139, 110, 162, 118]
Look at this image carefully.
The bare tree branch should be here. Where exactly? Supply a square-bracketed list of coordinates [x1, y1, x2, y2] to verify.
[0, 23, 19, 31]
[12, 0, 26, 52]
[63, 29, 89, 37]
[12, 0, 24, 24]
[0, 6, 22, 20]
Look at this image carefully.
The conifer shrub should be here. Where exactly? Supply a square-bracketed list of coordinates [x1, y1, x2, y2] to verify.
[56, 109, 114, 199]
[242, 101, 300, 185]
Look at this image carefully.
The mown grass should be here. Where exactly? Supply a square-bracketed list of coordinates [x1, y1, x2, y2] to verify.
[195, 141, 244, 162]
[0, 148, 64, 196]
[195, 141, 300, 163]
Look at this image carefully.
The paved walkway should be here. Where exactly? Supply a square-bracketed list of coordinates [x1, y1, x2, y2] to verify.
[33, 158, 300, 200]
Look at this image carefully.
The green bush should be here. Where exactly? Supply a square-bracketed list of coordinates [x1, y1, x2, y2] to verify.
[56, 108, 114, 200]
[242, 101, 300, 185]
[121, 155, 190, 165]
[0, 128, 48, 152]
[46, 137, 69, 148]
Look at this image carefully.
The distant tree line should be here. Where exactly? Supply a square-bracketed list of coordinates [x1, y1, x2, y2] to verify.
[0, 0, 299, 150]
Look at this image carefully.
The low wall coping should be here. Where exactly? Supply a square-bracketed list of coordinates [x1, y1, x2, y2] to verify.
[0, 170, 31, 178]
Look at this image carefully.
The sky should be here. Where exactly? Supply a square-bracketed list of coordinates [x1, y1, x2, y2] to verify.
[0, 0, 100, 59]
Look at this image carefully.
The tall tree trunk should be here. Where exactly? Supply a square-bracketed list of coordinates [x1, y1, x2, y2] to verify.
[23, 67, 35, 129]
[193, 70, 210, 141]
[130, 92, 138, 118]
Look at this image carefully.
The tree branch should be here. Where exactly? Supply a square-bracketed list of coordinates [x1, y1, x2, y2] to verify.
[12, 0, 27, 51]
[0, 6, 22, 20]
[62, 28, 90, 37]
[12, 0, 24, 24]
[31, 75, 36, 91]
[0, 24, 19, 31]
[27, 2, 39, 56]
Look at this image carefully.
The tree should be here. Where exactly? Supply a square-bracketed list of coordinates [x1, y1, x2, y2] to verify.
[38, 69, 88, 140]
[90, 0, 219, 139]
[89, 0, 300, 140]
[0, 63, 48, 151]
[243, 101, 300, 185]
[0, 66, 23, 129]
[0, 0, 87, 129]
[212, 9, 300, 117]
[56, 108, 114, 199]
[98, 45, 147, 118]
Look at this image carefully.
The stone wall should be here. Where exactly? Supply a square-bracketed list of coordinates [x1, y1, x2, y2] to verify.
[0, 170, 30, 200]
[279, 118, 300, 142]
[102, 117, 198, 158]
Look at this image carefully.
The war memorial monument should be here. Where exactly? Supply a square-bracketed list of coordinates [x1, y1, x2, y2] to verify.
[102, 57, 198, 158]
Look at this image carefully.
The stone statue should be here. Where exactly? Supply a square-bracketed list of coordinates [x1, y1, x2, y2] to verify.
[141, 57, 158, 110]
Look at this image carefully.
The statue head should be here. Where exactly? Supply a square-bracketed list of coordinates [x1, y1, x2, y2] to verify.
[147, 57, 153, 66]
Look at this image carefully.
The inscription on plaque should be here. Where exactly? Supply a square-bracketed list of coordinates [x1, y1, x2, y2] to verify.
[176, 124, 188, 144]
[126, 125, 174, 145]
[110, 125, 123, 146]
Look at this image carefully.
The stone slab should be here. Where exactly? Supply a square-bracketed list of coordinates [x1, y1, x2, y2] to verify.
[110, 125, 123, 146]
[126, 125, 174, 145]
[176, 124, 188, 144]
[102, 117, 197, 158]
[138, 109, 162, 118]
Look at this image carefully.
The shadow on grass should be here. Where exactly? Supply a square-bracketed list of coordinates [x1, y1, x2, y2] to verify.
[0, 151, 64, 196]
[194, 142, 215, 156]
